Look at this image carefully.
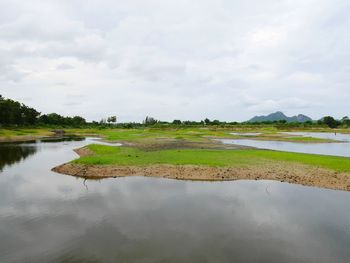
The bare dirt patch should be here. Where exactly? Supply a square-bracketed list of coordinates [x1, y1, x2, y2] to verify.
[52, 161, 350, 192]
[74, 146, 94, 157]
[121, 138, 251, 151]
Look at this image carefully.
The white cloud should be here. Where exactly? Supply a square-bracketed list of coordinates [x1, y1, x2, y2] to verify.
[250, 26, 288, 48]
[0, 0, 349, 121]
[287, 71, 324, 85]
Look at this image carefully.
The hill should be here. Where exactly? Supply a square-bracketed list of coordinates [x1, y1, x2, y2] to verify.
[248, 111, 312, 123]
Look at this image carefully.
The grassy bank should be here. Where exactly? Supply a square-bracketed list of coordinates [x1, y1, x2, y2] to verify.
[0, 128, 54, 141]
[65, 127, 340, 143]
[74, 144, 350, 173]
[0, 126, 347, 143]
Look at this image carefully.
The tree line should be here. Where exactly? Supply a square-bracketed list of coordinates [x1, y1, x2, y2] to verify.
[0, 95, 349, 128]
[0, 95, 40, 125]
[0, 95, 90, 127]
[142, 116, 350, 129]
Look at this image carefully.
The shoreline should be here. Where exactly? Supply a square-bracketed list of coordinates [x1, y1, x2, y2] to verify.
[0, 129, 344, 145]
[52, 163, 350, 191]
[52, 146, 350, 192]
[0, 134, 87, 143]
[0, 135, 55, 143]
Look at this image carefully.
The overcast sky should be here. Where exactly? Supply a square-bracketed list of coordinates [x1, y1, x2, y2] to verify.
[0, 0, 349, 122]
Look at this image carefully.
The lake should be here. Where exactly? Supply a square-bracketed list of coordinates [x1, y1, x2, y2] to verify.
[221, 132, 350, 157]
[1, 138, 350, 262]
[281, 132, 350, 142]
[230, 132, 262, 136]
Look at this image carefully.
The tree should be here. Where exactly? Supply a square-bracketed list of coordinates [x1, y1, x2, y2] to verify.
[322, 116, 339, 128]
[211, 119, 220, 125]
[21, 105, 40, 125]
[45, 113, 64, 125]
[172, 119, 182, 125]
[143, 116, 158, 126]
[0, 95, 40, 125]
[71, 116, 86, 126]
[107, 116, 117, 124]
[204, 118, 210, 125]
[341, 116, 350, 127]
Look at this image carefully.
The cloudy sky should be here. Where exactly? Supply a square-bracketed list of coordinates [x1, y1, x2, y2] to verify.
[0, 0, 349, 122]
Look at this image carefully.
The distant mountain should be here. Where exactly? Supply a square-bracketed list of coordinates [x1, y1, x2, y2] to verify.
[248, 111, 312, 123]
[289, 114, 313, 123]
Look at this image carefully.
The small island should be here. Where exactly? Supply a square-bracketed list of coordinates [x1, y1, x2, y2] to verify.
[52, 131, 350, 192]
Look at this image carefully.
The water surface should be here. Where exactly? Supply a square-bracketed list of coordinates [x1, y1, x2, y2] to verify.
[221, 138, 350, 157]
[1, 138, 350, 263]
[230, 132, 262, 136]
[281, 132, 350, 142]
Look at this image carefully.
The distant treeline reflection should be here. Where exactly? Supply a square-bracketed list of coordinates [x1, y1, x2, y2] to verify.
[0, 136, 85, 171]
[0, 145, 37, 171]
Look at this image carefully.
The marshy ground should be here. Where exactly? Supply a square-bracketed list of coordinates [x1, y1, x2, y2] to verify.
[2, 126, 350, 191]
[48, 127, 350, 191]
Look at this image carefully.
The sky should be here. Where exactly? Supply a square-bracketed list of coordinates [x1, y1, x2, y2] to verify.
[0, 0, 349, 122]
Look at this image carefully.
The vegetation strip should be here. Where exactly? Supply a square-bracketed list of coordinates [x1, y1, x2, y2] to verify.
[52, 144, 350, 191]
[1, 127, 343, 144]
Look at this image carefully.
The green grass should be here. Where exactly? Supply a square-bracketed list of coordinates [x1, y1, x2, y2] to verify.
[3, 127, 349, 173]
[1, 126, 348, 143]
[66, 127, 242, 142]
[74, 144, 350, 173]
[254, 136, 337, 143]
[284, 136, 336, 142]
[66, 127, 337, 143]
[0, 128, 53, 138]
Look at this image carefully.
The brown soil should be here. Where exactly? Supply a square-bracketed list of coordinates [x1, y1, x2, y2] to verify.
[119, 138, 251, 151]
[74, 147, 94, 156]
[52, 147, 350, 191]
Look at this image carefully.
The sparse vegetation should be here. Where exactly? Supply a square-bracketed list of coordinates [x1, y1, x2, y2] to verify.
[75, 144, 350, 173]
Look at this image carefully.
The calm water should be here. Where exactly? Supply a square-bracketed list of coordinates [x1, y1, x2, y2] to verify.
[230, 132, 262, 136]
[281, 132, 350, 142]
[221, 137, 350, 157]
[1, 138, 350, 262]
